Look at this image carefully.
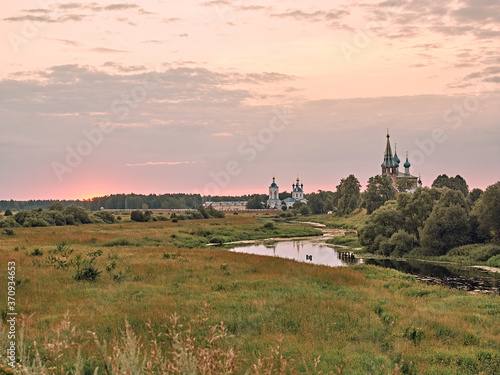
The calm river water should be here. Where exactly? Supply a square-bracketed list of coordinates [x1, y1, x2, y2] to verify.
[230, 239, 499, 294]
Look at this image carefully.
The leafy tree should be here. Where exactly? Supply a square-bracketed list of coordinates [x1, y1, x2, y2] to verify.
[396, 178, 416, 193]
[299, 205, 310, 216]
[363, 175, 397, 214]
[432, 174, 450, 189]
[49, 202, 65, 212]
[467, 188, 483, 208]
[279, 191, 292, 200]
[4, 209, 12, 216]
[246, 195, 265, 209]
[197, 205, 209, 219]
[130, 210, 145, 222]
[432, 174, 469, 196]
[387, 230, 419, 257]
[474, 182, 500, 240]
[305, 190, 337, 214]
[420, 190, 471, 255]
[336, 175, 361, 215]
[206, 206, 225, 218]
[62, 205, 92, 224]
[396, 187, 441, 239]
[358, 203, 405, 252]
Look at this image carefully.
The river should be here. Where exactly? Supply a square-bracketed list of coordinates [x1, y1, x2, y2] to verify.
[228, 223, 500, 295]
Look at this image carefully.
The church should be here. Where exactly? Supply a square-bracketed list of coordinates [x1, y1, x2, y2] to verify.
[267, 177, 307, 209]
[381, 131, 422, 191]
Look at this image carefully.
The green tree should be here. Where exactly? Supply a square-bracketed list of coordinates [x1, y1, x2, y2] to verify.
[396, 187, 441, 239]
[4, 209, 12, 216]
[336, 175, 361, 215]
[49, 202, 65, 212]
[474, 182, 500, 240]
[432, 174, 450, 189]
[246, 195, 264, 209]
[467, 188, 483, 208]
[358, 203, 405, 252]
[363, 175, 397, 214]
[420, 190, 471, 255]
[130, 210, 145, 222]
[396, 178, 416, 193]
[432, 174, 469, 196]
[387, 230, 418, 257]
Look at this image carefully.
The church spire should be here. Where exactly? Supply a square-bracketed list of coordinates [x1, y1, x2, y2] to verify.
[381, 130, 396, 174]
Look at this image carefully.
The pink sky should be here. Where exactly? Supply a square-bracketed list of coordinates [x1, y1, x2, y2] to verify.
[1, 0, 499, 199]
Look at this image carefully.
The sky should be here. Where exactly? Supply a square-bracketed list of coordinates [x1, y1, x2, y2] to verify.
[1, 0, 499, 200]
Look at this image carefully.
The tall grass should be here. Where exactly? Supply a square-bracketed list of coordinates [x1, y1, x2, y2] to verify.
[0, 214, 499, 374]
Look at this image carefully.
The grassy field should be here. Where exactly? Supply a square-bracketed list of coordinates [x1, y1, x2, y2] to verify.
[1, 213, 499, 374]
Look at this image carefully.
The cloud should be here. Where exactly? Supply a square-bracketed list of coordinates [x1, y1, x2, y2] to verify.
[4, 14, 87, 23]
[125, 161, 201, 166]
[103, 4, 140, 11]
[22, 9, 51, 13]
[47, 38, 83, 47]
[102, 62, 146, 72]
[88, 48, 129, 53]
[161, 17, 182, 23]
[4, 15, 56, 23]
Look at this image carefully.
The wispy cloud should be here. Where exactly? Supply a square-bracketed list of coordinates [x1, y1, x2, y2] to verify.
[88, 47, 129, 53]
[125, 161, 203, 166]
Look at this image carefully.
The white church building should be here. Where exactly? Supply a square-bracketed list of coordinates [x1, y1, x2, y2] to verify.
[267, 177, 307, 209]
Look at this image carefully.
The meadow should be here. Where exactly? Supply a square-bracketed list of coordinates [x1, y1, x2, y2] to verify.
[0, 213, 499, 374]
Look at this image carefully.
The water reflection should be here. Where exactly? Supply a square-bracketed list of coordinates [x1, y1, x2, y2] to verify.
[230, 241, 363, 267]
[365, 259, 500, 295]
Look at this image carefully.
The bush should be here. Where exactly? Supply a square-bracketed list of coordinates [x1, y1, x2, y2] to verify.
[4, 209, 13, 216]
[172, 217, 179, 223]
[3, 229, 15, 236]
[387, 230, 418, 257]
[0, 218, 21, 228]
[209, 236, 225, 245]
[93, 211, 117, 224]
[130, 210, 145, 222]
[487, 255, 500, 268]
[23, 217, 50, 227]
[30, 248, 43, 256]
[62, 205, 92, 224]
[72, 250, 102, 281]
[263, 222, 275, 230]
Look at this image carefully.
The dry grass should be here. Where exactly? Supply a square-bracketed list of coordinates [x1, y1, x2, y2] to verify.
[0, 215, 499, 374]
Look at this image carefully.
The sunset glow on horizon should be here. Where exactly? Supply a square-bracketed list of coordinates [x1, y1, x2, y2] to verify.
[1, 0, 499, 200]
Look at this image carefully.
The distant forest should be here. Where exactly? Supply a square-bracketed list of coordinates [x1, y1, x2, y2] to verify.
[0, 191, 300, 211]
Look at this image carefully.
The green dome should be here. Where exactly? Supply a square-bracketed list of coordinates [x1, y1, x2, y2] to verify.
[404, 158, 411, 168]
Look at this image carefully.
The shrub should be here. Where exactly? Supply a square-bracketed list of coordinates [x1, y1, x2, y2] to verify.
[30, 248, 44, 256]
[93, 211, 117, 224]
[388, 230, 419, 257]
[130, 210, 145, 222]
[0, 218, 21, 228]
[3, 229, 15, 236]
[62, 205, 92, 224]
[172, 217, 179, 223]
[263, 222, 275, 230]
[487, 255, 500, 268]
[72, 250, 102, 281]
[23, 217, 50, 227]
[209, 236, 225, 245]
[4, 209, 13, 216]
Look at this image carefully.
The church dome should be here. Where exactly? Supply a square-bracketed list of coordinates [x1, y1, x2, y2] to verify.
[269, 177, 278, 188]
[404, 158, 411, 168]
